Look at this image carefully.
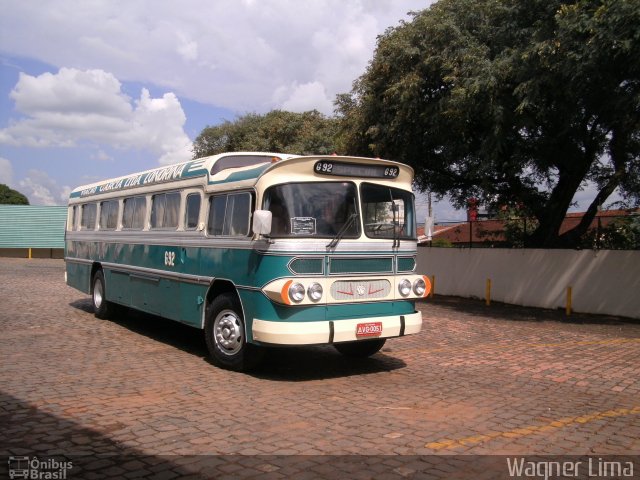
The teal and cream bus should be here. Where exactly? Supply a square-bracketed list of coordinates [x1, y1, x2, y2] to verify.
[65, 152, 430, 370]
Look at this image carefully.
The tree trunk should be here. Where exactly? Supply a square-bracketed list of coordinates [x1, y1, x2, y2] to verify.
[526, 159, 592, 248]
[557, 130, 628, 246]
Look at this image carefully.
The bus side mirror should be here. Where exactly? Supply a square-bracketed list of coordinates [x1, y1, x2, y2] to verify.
[253, 210, 272, 236]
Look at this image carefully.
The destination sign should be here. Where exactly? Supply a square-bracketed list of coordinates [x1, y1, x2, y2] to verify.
[314, 160, 399, 179]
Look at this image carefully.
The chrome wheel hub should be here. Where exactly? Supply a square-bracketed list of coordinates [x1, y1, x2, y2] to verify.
[93, 280, 103, 308]
[214, 310, 243, 356]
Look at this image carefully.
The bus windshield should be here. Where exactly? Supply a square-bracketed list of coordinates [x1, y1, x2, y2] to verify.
[264, 182, 359, 238]
[361, 183, 416, 240]
[263, 181, 416, 240]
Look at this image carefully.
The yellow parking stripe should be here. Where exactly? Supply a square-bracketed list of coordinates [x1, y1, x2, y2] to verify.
[425, 406, 640, 450]
[399, 337, 640, 356]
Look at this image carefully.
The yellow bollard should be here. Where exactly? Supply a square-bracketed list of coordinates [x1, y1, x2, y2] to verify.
[486, 278, 491, 306]
[28, 248, 32, 259]
[430, 275, 435, 298]
[566, 286, 572, 315]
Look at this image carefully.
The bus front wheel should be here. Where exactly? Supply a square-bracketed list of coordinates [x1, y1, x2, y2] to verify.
[205, 293, 263, 371]
[334, 338, 386, 358]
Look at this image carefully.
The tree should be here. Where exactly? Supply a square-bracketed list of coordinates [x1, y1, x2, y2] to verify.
[0, 184, 29, 205]
[580, 214, 640, 249]
[337, 0, 640, 247]
[193, 110, 339, 159]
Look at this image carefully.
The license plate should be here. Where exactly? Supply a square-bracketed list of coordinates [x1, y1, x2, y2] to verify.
[356, 322, 383, 337]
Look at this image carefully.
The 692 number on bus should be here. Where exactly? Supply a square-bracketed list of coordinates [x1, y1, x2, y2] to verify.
[164, 251, 176, 267]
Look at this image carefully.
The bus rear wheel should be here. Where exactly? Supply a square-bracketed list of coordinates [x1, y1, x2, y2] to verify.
[92, 270, 115, 319]
[204, 293, 263, 371]
[334, 338, 386, 358]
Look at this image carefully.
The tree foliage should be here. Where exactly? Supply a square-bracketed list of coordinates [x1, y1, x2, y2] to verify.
[580, 214, 640, 249]
[193, 110, 339, 159]
[337, 0, 640, 247]
[0, 184, 29, 205]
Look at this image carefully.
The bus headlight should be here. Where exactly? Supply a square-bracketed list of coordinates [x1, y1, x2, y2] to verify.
[413, 277, 426, 296]
[307, 282, 323, 301]
[398, 279, 411, 297]
[288, 282, 305, 303]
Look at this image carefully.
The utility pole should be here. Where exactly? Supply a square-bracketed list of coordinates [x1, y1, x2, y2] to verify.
[425, 191, 434, 245]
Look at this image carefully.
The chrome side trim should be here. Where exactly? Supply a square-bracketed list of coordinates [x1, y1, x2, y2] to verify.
[64, 257, 93, 266]
[65, 231, 255, 250]
[258, 239, 417, 254]
[101, 261, 213, 285]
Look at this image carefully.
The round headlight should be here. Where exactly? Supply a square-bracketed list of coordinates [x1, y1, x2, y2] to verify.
[398, 279, 411, 297]
[288, 282, 305, 303]
[307, 282, 323, 301]
[413, 278, 426, 296]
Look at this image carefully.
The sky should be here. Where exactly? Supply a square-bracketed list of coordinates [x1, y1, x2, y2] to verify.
[0, 0, 617, 222]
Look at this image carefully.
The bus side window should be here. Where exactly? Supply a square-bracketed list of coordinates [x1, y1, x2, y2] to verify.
[207, 193, 251, 237]
[80, 203, 97, 230]
[123, 196, 146, 229]
[207, 195, 227, 236]
[185, 193, 201, 230]
[151, 192, 180, 229]
[225, 193, 251, 236]
[133, 196, 146, 229]
[99, 200, 119, 230]
[68, 206, 77, 231]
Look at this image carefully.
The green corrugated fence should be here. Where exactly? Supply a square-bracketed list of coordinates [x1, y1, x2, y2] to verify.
[0, 205, 67, 248]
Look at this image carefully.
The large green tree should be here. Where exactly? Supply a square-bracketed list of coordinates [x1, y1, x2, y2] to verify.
[193, 110, 339, 159]
[0, 184, 29, 205]
[337, 0, 640, 247]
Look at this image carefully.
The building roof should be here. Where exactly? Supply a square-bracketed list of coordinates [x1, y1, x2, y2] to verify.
[422, 209, 639, 245]
[0, 205, 67, 248]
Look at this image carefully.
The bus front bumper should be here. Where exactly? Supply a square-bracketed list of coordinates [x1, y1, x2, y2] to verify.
[251, 311, 422, 345]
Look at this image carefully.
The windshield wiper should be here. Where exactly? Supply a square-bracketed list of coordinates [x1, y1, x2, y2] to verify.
[326, 213, 358, 249]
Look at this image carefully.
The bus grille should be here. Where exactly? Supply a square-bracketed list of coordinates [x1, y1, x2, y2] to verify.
[330, 280, 391, 300]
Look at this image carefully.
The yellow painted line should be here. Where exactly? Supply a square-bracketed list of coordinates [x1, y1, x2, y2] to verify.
[523, 338, 640, 349]
[425, 406, 640, 451]
[399, 337, 640, 356]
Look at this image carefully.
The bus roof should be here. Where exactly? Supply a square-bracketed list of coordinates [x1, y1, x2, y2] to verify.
[69, 152, 413, 200]
[69, 152, 296, 199]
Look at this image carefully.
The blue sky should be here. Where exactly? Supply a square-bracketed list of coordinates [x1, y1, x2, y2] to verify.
[0, 0, 617, 222]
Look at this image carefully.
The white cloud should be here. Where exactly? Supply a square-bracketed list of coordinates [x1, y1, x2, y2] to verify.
[176, 32, 199, 63]
[277, 81, 333, 114]
[0, 68, 192, 164]
[0, 157, 14, 186]
[0, 1, 430, 115]
[91, 150, 113, 162]
[18, 169, 71, 206]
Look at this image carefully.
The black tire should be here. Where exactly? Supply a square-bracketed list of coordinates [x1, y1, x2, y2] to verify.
[92, 270, 114, 319]
[334, 338, 386, 358]
[204, 293, 263, 371]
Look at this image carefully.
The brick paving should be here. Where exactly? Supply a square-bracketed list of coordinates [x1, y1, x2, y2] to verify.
[1, 258, 639, 479]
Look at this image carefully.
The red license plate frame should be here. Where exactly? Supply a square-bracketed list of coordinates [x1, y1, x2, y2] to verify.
[356, 321, 383, 338]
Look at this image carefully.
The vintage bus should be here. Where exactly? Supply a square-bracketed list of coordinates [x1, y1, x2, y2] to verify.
[65, 152, 430, 370]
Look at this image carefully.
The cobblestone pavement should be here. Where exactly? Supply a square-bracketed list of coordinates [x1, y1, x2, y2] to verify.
[1, 258, 639, 479]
